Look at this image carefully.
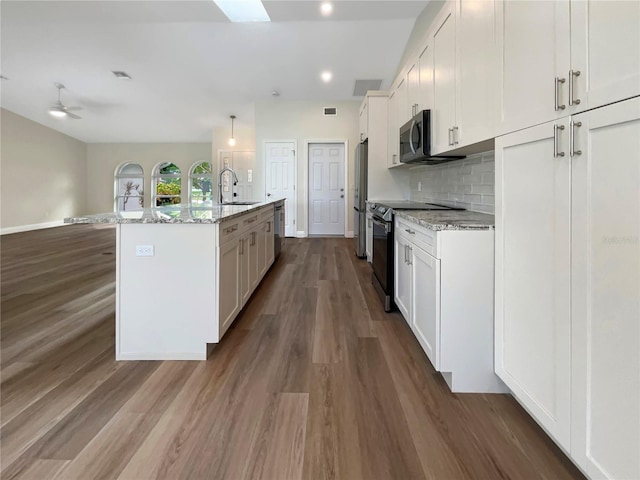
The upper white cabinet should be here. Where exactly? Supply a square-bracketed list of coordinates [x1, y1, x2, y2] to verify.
[406, 61, 420, 119]
[455, 0, 497, 147]
[570, 0, 640, 113]
[432, 6, 458, 154]
[570, 97, 640, 479]
[495, 118, 572, 451]
[417, 43, 434, 114]
[387, 89, 400, 168]
[498, 0, 640, 135]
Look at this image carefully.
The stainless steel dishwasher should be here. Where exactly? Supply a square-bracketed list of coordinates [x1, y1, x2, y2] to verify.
[274, 201, 285, 259]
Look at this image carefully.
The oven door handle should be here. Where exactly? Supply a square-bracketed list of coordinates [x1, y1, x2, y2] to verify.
[371, 217, 390, 234]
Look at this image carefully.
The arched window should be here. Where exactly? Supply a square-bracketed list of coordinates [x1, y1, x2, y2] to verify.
[189, 161, 214, 205]
[153, 162, 181, 206]
[115, 163, 144, 212]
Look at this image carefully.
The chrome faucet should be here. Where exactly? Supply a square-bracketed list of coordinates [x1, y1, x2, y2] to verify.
[218, 167, 239, 203]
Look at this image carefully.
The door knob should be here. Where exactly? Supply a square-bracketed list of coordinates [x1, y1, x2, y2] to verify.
[267, 193, 272, 197]
[340, 194, 344, 198]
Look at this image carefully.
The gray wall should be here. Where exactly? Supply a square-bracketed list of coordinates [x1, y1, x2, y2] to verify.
[1, 108, 87, 230]
[86, 143, 212, 214]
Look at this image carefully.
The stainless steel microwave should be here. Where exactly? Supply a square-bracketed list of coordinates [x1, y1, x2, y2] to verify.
[399, 110, 465, 164]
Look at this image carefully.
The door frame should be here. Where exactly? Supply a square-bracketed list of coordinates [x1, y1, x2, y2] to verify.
[263, 140, 298, 237]
[304, 139, 349, 238]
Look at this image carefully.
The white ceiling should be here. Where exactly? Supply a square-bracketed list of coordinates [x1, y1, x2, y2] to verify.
[0, 0, 426, 143]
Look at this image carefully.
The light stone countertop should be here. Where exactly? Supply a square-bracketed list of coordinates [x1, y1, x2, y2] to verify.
[394, 209, 494, 231]
[64, 198, 285, 225]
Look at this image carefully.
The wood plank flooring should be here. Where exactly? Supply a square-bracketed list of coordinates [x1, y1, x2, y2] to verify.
[0, 225, 584, 480]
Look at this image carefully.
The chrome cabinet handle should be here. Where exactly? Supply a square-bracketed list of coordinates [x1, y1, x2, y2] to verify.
[555, 77, 566, 111]
[392, 153, 397, 164]
[448, 128, 453, 146]
[239, 238, 244, 255]
[405, 228, 415, 235]
[453, 126, 459, 145]
[553, 124, 565, 158]
[267, 221, 271, 233]
[404, 244, 409, 264]
[570, 120, 582, 157]
[569, 70, 581, 106]
[407, 246, 413, 265]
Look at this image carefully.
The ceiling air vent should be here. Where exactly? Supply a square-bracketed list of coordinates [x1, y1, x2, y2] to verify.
[323, 107, 337, 116]
[353, 79, 383, 96]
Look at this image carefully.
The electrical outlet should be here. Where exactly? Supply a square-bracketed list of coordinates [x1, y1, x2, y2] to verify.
[417, 181, 422, 192]
[135, 245, 154, 257]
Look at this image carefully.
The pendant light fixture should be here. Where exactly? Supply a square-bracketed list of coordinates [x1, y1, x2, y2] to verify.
[228, 115, 236, 147]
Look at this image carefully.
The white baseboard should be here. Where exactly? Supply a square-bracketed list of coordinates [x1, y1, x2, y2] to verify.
[296, 230, 307, 238]
[346, 230, 354, 238]
[1, 220, 68, 235]
[117, 351, 208, 361]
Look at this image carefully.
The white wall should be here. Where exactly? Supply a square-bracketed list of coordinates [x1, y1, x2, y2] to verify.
[395, 0, 446, 78]
[212, 125, 256, 162]
[1, 108, 87, 231]
[255, 100, 359, 236]
[86, 143, 211, 214]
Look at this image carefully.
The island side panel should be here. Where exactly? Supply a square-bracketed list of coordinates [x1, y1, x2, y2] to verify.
[116, 223, 216, 360]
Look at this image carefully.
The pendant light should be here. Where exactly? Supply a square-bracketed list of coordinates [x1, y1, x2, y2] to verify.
[228, 115, 236, 147]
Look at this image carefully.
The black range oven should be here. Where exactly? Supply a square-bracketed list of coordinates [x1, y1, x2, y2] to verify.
[368, 201, 463, 312]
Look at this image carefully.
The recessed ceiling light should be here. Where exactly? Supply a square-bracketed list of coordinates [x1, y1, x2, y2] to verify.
[321, 71, 333, 83]
[213, 0, 270, 22]
[321, 2, 333, 16]
[112, 71, 132, 80]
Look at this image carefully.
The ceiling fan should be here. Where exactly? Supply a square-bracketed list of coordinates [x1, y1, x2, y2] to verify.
[49, 83, 82, 119]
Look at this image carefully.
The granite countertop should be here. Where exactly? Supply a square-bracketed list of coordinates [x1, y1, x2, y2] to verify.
[394, 209, 494, 231]
[64, 198, 285, 225]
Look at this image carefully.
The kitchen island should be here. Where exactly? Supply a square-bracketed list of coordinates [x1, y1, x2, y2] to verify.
[66, 200, 283, 360]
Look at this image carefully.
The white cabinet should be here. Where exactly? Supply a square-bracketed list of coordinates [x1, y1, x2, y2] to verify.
[406, 61, 420, 119]
[395, 216, 504, 393]
[455, 0, 497, 147]
[570, 97, 640, 478]
[411, 243, 440, 370]
[359, 100, 368, 142]
[496, 98, 640, 466]
[495, 118, 572, 450]
[387, 89, 400, 168]
[417, 43, 434, 115]
[432, 6, 457, 154]
[498, 0, 640, 135]
[257, 214, 275, 279]
[394, 231, 412, 322]
[218, 238, 241, 336]
[395, 77, 408, 129]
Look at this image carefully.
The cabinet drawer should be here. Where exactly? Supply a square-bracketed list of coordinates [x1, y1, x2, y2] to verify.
[395, 216, 437, 257]
[219, 220, 241, 245]
[241, 214, 259, 231]
[259, 205, 274, 220]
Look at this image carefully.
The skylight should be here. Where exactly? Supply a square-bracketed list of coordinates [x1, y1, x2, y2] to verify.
[213, 0, 271, 22]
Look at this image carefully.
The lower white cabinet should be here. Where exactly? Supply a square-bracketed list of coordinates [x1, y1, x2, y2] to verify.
[218, 206, 276, 340]
[496, 97, 640, 477]
[218, 239, 241, 335]
[366, 212, 373, 262]
[394, 216, 505, 393]
[411, 245, 440, 370]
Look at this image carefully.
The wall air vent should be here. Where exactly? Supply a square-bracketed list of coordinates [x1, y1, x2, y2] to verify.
[353, 79, 383, 96]
[323, 107, 337, 116]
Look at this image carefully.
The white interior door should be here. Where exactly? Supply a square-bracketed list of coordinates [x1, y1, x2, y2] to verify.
[218, 150, 255, 202]
[308, 143, 345, 236]
[265, 141, 296, 237]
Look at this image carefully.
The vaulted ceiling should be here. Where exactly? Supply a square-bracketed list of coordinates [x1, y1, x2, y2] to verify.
[0, 1, 425, 143]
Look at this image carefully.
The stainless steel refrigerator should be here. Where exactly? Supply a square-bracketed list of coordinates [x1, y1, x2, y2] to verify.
[353, 141, 368, 258]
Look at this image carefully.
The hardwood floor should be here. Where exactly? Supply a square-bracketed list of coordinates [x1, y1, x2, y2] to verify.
[1, 225, 584, 480]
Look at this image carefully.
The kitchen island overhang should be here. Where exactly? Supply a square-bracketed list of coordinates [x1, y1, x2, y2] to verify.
[65, 200, 284, 360]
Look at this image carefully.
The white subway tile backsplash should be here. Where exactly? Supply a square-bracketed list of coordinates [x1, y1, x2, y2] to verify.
[409, 151, 495, 214]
